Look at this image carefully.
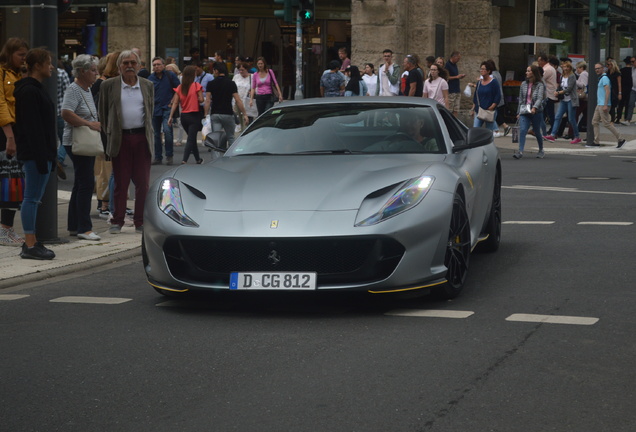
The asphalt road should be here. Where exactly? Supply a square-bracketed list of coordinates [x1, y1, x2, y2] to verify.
[1, 150, 636, 431]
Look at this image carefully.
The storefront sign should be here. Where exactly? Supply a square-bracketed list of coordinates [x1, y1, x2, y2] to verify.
[217, 20, 239, 30]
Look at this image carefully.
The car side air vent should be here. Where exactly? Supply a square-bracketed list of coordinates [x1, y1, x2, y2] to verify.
[366, 183, 401, 199]
[184, 183, 206, 199]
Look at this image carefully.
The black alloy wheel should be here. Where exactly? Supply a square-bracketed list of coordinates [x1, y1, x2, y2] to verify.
[435, 193, 471, 299]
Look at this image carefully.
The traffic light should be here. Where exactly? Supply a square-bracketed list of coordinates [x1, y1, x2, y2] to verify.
[589, 0, 609, 31]
[597, 0, 610, 31]
[274, 0, 298, 23]
[58, 0, 72, 14]
[299, 0, 315, 25]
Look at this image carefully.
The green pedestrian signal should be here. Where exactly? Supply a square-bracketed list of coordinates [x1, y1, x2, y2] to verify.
[300, 9, 314, 23]
[299, 0, 315, 24]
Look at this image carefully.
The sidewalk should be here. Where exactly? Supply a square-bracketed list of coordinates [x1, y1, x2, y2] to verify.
[0, 192, 142, 289]
[493, 120, 636, 155]
[1, 122, 635, 290]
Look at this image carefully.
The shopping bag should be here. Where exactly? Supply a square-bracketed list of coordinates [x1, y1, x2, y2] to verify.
[511, 124, 520, 143]
[0, 151, 24, 209]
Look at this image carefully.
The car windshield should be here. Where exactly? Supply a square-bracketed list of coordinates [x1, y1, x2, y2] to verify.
[226, 104, 446, 156]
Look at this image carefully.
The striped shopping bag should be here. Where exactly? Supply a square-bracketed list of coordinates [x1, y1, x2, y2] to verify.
[0, 152, 24, 209]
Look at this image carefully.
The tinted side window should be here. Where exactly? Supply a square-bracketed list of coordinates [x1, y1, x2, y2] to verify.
[439, 107, 467, 147]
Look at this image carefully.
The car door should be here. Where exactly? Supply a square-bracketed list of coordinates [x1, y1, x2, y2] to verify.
[438, 108, 493, 237]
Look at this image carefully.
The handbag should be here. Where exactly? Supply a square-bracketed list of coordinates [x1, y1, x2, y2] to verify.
[519, 103, 532, 115]
[556, 86, 565, 100]
[476, 82, 495, 122]
[0, 151, 24, 209]
[71, 90, 103, 157]
[577, 87, 587, 100]
[268, 69, 281, 102]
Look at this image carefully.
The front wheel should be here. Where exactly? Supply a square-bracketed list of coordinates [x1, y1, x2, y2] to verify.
[435, 193, 471, 299]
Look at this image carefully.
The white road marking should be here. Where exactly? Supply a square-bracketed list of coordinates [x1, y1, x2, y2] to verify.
[0, 294, 30, 301]
[385, 309, 474, 319]
[506, 313, 599, 325]
[577, 221, 633, 226]
[50, 296, 132, 304]
[503, 221, 555, 224]
[503, 185, 636, 196]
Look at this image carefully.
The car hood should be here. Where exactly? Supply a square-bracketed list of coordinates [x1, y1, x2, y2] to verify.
[176, 154, 445, 211]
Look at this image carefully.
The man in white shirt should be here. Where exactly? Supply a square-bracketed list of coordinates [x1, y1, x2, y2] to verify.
[376, 49, 401, 96]
[98, 50, 154, 234]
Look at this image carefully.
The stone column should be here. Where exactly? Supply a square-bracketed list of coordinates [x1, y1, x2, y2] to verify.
[107, 0, 150, 62]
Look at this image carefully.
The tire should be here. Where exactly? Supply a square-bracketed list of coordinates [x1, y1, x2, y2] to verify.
[475, 171, 501, 253]
[435, 193, 471, 299]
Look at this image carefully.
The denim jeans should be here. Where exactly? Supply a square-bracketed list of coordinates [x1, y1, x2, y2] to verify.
[626, 89, 636, 122]
[20, 160, 52, 234]
[551, 100, 579, 138]
[518, 113, 544, 153]
[211, 114, 236, 147]
[152, 106, 174, 161]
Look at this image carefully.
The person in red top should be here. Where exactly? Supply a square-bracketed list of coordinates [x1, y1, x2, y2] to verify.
[168, 65, 204, 164]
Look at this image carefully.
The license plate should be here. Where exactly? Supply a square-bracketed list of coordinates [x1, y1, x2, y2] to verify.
[229, 272, 317, 290]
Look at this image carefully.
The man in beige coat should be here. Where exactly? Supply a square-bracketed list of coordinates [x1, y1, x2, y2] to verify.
[98, 50, 154, 234]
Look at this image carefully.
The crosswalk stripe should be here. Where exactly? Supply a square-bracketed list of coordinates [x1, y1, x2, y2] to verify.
[506, 313, 599, 325]
[49, 296, 132, 304]
[503, 221, 555, 224]
[0, 294, 30, 301]
[385, 309, 474, 318]
[577, 222, 633, 226]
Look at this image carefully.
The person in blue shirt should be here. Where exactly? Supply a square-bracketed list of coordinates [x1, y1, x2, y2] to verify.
[471, 61, 501, 130]
[590, 63, 625, 148]
[149, 57, 181, 165]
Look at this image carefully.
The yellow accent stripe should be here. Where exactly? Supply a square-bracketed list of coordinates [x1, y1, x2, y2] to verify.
[147, 280, 190, 293]
[368, 279, 447, 294]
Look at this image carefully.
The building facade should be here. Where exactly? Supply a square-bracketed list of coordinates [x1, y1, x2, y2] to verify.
[2, 0, 636, 102]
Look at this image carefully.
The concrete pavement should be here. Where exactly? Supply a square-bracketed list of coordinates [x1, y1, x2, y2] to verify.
[1, 121, 635, 289]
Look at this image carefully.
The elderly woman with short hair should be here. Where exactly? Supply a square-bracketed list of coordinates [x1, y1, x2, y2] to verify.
[61, 54, 102, 240]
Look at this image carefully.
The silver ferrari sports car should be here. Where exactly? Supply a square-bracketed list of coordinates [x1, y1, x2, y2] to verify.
[143, 97, 501, 299]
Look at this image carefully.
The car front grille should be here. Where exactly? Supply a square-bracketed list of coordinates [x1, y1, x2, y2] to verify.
[163, 236, 405, 287]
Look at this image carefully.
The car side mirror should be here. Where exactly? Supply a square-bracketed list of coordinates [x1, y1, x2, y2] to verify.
[453, 127, 493, 152]
[203, 131, 228, 153]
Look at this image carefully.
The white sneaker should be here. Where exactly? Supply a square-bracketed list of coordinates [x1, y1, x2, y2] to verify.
[493, 131, 504, 138]
[77, 231, 101, 241]
[0, 226, 24, 246]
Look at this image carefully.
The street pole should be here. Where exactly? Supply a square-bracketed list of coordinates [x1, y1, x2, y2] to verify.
[31, 0, 62, 243]
[294, 10, 304, 100]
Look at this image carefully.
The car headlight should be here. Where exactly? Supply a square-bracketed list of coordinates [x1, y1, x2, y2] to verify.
[356, 176, 435, 226]
[158, 178, 199, 227]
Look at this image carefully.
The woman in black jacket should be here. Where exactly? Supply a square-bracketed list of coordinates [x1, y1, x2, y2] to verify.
[14, 48, 57, 260]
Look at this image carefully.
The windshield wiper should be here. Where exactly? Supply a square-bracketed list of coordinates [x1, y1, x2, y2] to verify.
[233, 152, 276, 156]
[291, 149, 359, 155]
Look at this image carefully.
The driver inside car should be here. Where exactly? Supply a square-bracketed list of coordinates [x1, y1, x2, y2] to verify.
[365, 110, 438, 153]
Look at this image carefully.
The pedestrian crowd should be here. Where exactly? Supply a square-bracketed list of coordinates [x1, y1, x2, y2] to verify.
[320, 47, 631, 159]
[0, 38, 262, 260]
